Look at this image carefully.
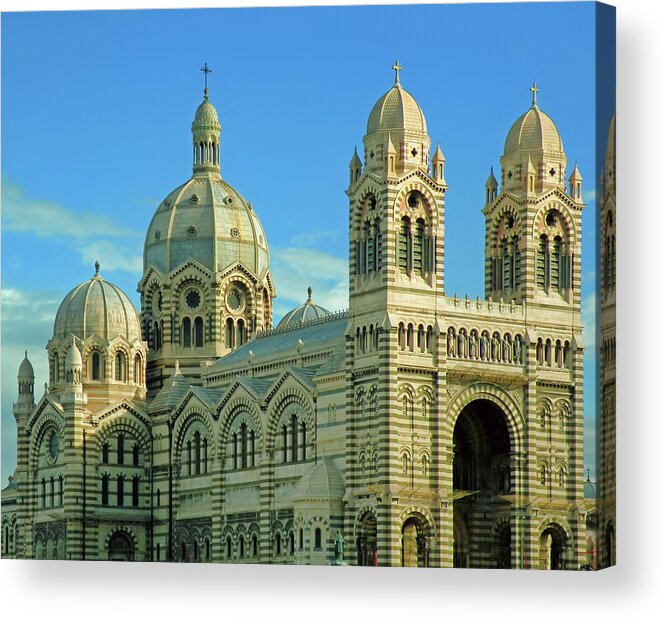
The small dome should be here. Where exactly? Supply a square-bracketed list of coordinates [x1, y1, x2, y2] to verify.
[294, 457, 345, 500]
[65, 338, 82, 368]
[193, 97, 221, 128]
[583, 477, 596, 500]
[277, 287, 331, 328]
[367, 83, 427, 135]
[504, 105, 564, 157]
[53, 263, 141, 342]
[18, 351, 34, 380]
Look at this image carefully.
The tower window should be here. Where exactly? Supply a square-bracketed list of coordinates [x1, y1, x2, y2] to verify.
[91, 352, 101, 380]
[114, 351, 126, 382]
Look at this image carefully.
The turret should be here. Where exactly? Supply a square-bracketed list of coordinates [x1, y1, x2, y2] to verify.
[192, 64, 222, 177]
[386, 133, 397, 179]
[65, 335, 83, 388]
[349, 147, 362, 187]
[17, 351, 35, 407]
[432, 143, 446, 184]
[569, 162, 583, 202]
[485, 166, 498, 204]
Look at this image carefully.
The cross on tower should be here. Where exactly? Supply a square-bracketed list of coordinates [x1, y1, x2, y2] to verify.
[392, 60, 403, 84]
[530, 81, 540, 106]
[201, 62, 212, 94]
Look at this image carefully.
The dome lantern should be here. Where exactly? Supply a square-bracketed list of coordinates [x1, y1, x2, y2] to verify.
[192, 63, 222, 177]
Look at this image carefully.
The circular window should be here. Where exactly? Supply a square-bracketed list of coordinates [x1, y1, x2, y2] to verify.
[154, 230, 161, 240]
[230, 227, 240, 239]
[187, 225, 197, 238]
[407, 191, 422, 209]
[506, 215, 515, 229]
[546, 211, 557, 227]
[186, 290, 201, 309]
[48, 431, 59, 462]
[227, 289, 243, 311]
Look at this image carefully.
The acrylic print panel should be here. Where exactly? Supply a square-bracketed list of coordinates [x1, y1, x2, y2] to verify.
[0, 1, 615, 569]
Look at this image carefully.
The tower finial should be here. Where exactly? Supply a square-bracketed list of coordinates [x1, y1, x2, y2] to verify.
[307, 286, 312, 302]
[392, 60, 403, 84]
[530, 81, 540, 107]
[94, 260, 100, 276]
[201, 62, 212, 99]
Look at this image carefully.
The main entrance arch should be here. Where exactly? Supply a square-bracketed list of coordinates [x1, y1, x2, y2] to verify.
[452, 397, 514, 568]
[356, 511, 377, 566]
[400, 512, 431, 567]
[108, 531, 135, 561]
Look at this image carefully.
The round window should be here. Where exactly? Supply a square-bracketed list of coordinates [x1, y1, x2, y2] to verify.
[407, 191, 422, 209]
[49, 431, 59, 461]
[227, 289, 243, 311]
[186, 290, 201, 309]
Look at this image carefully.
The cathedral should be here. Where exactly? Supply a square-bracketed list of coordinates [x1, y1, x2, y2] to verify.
[2, 64, 608, 569]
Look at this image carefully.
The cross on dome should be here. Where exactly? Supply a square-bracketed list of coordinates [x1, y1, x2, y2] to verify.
[392, 60, 403, 84]
[530, 81, 540, 107]
[201, 62, 212, 98]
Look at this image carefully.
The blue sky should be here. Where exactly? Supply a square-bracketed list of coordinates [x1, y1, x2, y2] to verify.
[1, 3, 609, 485]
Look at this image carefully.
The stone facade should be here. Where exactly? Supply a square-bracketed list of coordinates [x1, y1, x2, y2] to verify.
[2, 68, 606, 569]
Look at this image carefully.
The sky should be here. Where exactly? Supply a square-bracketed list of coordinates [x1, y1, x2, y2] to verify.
[1, 2, 612, 486]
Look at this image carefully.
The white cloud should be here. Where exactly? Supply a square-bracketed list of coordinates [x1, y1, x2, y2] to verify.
[288, 230, 339, 247]
[270, 246, 348, 319]
[582, 188, 597, 204]
[2, 180, 143, 275]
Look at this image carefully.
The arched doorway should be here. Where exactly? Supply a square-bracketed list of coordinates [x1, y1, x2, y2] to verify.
[108, 531, 135, 561]
[401, 514, 430, 567]
[604, 523, 615, 567]
[453, 513, 469, 568]
[452, 398, 513, 568]
[356, 511, 377, 566]
[538, 524, 567, 570]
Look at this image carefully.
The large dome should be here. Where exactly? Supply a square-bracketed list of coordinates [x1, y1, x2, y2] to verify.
[144, 175, 270, 276]
[53, 263, 141, 342]
[277, 287, 331, 329]
[504, 105, 564, 157]
[294, 457, 345, 500]
[367, 82, 427, 135]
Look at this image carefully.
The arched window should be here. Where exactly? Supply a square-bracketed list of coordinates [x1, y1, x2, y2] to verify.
[132, 476, 139, 507]
[365, 221, 374, 273]
[413, 219, 425, 276]
[289, 531, 295, 555]
[134, 354, 142, 385]
[187, 440, 193, 475]
[154, 321, 161, 350]
[398, 217, 410, 273]
[239, 535, 245, 559]
[132, 444, 139, 466]
[117, 475, 125, 506]
[92, 352, 101, 380]
[101, 475, 109, 505]
[551, 236, 562, 291]
[536, 235, 548, 291]
[53, 352, 60, 383]
[376, 221, 383, 272]
[102, 442, 109, 464]
[226, 536, 232, 559]
[194, 317, 204, 347]
[182, 317, 192, 347]
[237, 319, 246, 347]
[513, 237, 521, 288]
[194, 431, 201, 475]
[156, 488, 161, 507]
[58, 476, 64, 505]
[117, 434, 124, 465]
[252, 534, 258, 557]
[240, 424, 248, 469]
[114, 351, 126, 382]
[225, 317, 234, 349]
[299, 529, 304, 550]
[291, 414, 299, 463]
[398, 323, 406, 351]
[275, 532, 282, 556]
[181, 540, 188, 563]
[314, 527, 322, 550]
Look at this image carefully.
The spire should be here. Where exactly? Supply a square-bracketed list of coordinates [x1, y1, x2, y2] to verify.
[386, 132, 397, 154]
[307, 286, 313, 303]
[349, 147, 361, 168]
[392, 60, 403, 85]
[201, 62, 212, 100]
[485, 166, 498, 188]
[526, 154, 536, 174]
[530, 82, 540, 107]
[94, 260, 100, 278]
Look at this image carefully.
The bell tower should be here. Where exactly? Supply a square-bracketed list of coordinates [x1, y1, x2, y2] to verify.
[344, 63, 447, 566]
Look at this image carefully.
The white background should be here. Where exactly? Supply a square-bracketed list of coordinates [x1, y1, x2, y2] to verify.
[0, 0, 661, 617]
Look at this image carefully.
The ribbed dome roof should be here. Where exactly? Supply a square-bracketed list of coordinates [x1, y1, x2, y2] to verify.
[18, 351, 34, 379]
[53, 264, 141, 342]
[277, 287, 331, 329]
[145, 175, 270, 276]
[193, 97, 221, 128]
[504, 104, 564, 156]
[583, 477, 596, 500]
[367, 83, 427, 135]
[294, 457, 345, 500]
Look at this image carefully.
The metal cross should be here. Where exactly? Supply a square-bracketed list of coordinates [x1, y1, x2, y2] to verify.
[392, 60, 403, 84]
[201, 62, 212, 90]
[530, 82, 540, 106]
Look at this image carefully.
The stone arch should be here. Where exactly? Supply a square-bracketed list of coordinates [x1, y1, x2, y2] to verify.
[536, 518, 573, 570]
[218, 396, 264, 459]
[399, 507, 435, 567]
[173, 406, 216, 461]
[394, 182, 440, 229]
[105, 526, 139, 561]
[94, 414, 151, 458]
[29, 413, 65, 470]
[266, 387, 315, 452]
[532, 201, 577, 246]
[444, 382, 524, 449]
